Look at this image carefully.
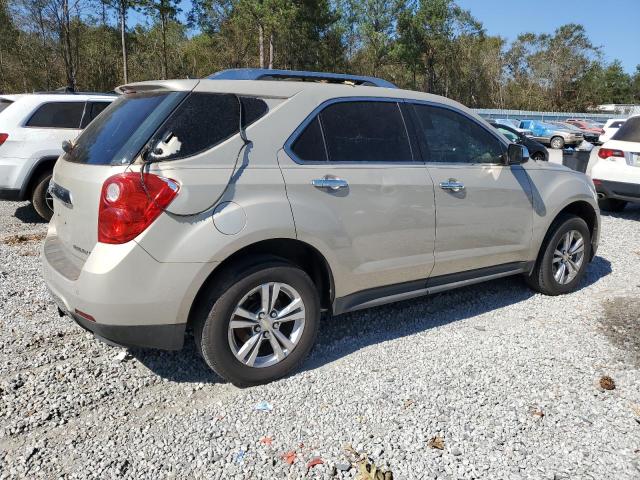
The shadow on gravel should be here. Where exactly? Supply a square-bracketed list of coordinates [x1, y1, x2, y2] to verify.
[600, 296, 640, 366]
[600, 203, 640, 221]
[130, 256, 611, 384]
[14, 203, 47, 224]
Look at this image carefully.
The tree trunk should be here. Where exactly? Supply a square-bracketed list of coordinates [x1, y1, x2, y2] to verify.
[119, 0, 128, 84]
[258, 23, 264, 69]
[161, 13, 167, 79]
[268, 32, 273, 69]
[60, 0, 77, 91]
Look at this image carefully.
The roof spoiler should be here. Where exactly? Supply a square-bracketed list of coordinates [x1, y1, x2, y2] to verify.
[207, 68, 397, 89]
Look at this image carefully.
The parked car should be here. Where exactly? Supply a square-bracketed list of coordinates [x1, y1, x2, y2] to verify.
[591, 114, 640, 212]
[492, 118, 533, 136]
[518, 120, 583, 149]
[43, 69, 600, 386]
[489, 121, 548, 161]
[565, 119, 604, 139]
[550, 121, 599, 145]
[0, 91, 115, 220]
[599, 118, 626, 144]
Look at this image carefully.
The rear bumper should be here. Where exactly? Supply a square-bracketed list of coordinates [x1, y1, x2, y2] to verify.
[594, 179, 640, 203]
[70, 311, 185, 350]
[42, 226, 215, 351]
[0, 188, 21, 201]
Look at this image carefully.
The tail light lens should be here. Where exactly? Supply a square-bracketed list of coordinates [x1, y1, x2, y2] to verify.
[598, 148, 624, 160]
[0, 133, 8, 145]
[98, 172, 179, 244]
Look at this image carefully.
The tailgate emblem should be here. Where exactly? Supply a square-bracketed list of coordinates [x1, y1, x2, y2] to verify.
[49, 182, 73, 209]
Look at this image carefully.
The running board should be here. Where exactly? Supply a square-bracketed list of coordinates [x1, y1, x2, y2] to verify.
[333, 262, 532, 315]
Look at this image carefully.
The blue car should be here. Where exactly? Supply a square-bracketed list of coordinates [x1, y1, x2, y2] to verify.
[518, 120, 583, 149]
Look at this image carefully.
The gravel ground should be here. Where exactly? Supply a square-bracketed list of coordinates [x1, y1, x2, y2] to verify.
[1, 199, 640, 479]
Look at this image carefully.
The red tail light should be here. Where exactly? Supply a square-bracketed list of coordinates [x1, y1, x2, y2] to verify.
[598, 148, 624, 160]
[0, 133, 8, 145]
[98, 172, 179, 244]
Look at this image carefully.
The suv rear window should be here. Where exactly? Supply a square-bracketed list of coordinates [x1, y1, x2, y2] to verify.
[0, 99, 12, 114]
[611, 117, 640, 143]
[67, 92, 267, 165]
[26, 102, 85, 128]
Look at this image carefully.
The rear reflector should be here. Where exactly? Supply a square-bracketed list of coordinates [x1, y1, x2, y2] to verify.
[74, 309, 95, 322]
[0, 133, 8, 146]
[98, 172, 179, 244]
[598, 148, 624, 159]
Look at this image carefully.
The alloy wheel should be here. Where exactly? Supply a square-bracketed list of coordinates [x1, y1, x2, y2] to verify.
[227, 282, 306, 368]
[552, 230, 585, 285]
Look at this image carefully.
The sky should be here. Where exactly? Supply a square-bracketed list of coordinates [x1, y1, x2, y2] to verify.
[457, 0, 640, 73]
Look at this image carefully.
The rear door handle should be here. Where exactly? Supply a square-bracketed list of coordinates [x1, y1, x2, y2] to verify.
[439, 180, 465, 192]
[312, 176, 349, 190]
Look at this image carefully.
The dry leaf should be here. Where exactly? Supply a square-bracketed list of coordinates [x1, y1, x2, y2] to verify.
[306, 457, 324, 468]
[403, 399, 414, 409]
[282, 451, 296, 465]
[259, 436, 273, 446]
[427, 435, 445, 450]
[600, 376, 615, 390]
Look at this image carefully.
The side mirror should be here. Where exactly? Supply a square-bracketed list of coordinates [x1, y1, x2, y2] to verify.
[62, 140, 74, 154]
[506, 143, 529, 165]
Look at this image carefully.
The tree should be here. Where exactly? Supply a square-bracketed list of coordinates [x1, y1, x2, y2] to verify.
[138, 0, 180, 79]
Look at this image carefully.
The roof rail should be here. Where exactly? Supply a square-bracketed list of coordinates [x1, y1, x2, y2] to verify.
[207, 68, 397, 89]
[33, 89, 117, 96]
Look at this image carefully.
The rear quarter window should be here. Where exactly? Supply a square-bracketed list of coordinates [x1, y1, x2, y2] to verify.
[0, 100, 13, 114]
[26, 102, 85, 128]
[148, 93, 268, 161]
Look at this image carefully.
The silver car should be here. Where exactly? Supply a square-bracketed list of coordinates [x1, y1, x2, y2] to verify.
[43, 69, 601, 386]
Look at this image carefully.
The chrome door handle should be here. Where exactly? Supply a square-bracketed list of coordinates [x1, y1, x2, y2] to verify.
[439, 180, 465, 192]
[311, 177, 349, 190]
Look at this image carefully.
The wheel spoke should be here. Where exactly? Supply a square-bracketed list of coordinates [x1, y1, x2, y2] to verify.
[268, 334, 285, 361]
[570, 237, 584, 254]
[245, 336, 263, 367]
[273, 329, 295, 351]
[269, 283, 281, 312]
[563, 231, 572, 252]
[554, 262, 566, 283]
[277, 297, 302, 319]
[230, 319, 256, 329]
[236, 332, 262, 361]
[277, 311, 305, 323]
[234, 307, 258, 321]
[261, 284, 269, 313]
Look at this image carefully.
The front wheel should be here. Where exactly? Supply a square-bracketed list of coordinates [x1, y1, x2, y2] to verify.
[195, 260, 320, 387]
[525, 214, 591, 295]
[31, 173, 53, 221]
[550, 136, 565, 149]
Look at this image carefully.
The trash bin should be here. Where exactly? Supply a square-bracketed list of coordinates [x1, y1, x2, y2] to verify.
[562, 149, 591, 173]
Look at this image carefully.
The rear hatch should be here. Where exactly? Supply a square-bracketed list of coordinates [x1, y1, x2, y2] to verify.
[50, 87, 192, 263]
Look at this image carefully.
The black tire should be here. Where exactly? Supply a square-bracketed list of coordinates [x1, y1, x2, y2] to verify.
[194, 258, 320, 387]
[531, 152, 546, 161]
[525, 214, 591, 296]
[598, 198, 627, 212]
[31, 173, 53, 221]
[550, 136, 565, 149]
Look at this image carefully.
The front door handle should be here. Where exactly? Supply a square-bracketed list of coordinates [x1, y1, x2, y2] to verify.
[312, 176, 349, 191]
[439, 179, 465, 192]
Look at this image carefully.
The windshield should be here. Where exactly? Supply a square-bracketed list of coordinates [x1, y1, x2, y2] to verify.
[611, 117, 640, 143]
[66, 91, 186, 165]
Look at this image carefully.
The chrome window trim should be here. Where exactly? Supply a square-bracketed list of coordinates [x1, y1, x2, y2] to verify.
[407, 99, 510, 166]
[284, 96, 421, 165]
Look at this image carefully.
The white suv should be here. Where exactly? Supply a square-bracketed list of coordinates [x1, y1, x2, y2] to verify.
[592, 114, 640, 211]
[0, 92, 115, 220]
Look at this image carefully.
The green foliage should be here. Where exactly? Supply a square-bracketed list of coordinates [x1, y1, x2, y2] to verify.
[1, 0, 638, 113]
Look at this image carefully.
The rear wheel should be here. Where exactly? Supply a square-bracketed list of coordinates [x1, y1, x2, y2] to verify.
[531, 152, 546, 161]
[525, 214, 591, 295]
[550, 136, 565, 149]
[31, 173, 53, 221]
[194, 259, 320, 387]
[598, 198, 627, 212]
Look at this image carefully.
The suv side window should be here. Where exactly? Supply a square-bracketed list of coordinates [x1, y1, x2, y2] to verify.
[291, 116, 327, 162]
[319, 101, 413, 162]
[81, 101, 111, 128]
[149, 93, 268, 161]
[26, 102, 85, 128]
[412, 104, 504, 164]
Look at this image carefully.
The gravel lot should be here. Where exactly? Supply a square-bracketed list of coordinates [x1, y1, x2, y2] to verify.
[1, 199, 640, 479]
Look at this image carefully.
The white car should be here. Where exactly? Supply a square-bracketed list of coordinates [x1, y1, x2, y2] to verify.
[591, 114, 640, 211]
[598, 118, 626, 144]
[0, 92, 115, 220]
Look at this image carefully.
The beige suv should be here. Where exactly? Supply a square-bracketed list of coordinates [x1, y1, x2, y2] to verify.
[42, 69, 600, 386]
